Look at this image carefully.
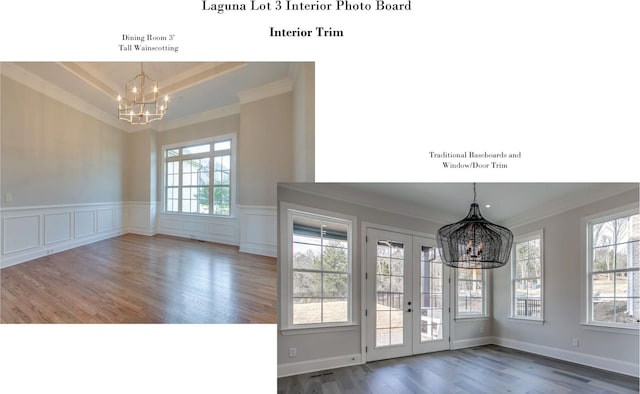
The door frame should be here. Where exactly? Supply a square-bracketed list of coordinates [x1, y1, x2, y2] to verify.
[360, 222, 452, 363]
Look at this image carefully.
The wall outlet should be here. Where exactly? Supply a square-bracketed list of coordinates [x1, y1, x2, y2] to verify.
[572, 338, 579, 347]
[289, 347, 297, 358]
[479, 326, 484, 334]
[5, 193, 12, 202]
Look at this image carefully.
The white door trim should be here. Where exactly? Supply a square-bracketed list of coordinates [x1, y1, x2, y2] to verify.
[360, 222, 449, 363]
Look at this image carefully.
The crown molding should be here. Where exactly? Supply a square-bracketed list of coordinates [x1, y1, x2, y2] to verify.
[2, 62, 127, 131]
[278, 183, 458, 226]
[279, 183, 640, 231]
[57, 62, 247, 100]
[162, 62, 246, 95]
[154, 103, 240, 132]
[501, 184, 639, 229]
[58, 62, 119, 98]
[238, 78, 293, 104]
[3, 63, 291, 134]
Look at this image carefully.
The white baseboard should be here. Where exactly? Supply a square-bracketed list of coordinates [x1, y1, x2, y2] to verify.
[1, 229, 125, 268]
[452, 336, 493, 350]
[278, 354, 362, 378]
[239, 243, 276, 257]
[492, 336, 639, 378]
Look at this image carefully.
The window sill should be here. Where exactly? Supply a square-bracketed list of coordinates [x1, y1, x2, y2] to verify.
[581, 323, 639, 335]
[455, 316, 489, 322]
[507, 317, 545, 325]
[280, 323, 358, 336]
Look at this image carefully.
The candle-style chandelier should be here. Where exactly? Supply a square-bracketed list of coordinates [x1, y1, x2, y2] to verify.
[117, 62, 169, 125]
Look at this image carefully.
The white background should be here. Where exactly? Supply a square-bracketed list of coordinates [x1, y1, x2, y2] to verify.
[1, 1, 639, 392]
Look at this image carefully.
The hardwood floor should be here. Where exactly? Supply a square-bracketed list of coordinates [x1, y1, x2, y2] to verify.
[0, 234, 276, 323]
[278, 345, 639, 394]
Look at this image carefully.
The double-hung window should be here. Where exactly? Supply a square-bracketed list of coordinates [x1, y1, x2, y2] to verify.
[511, 230, 544, 320]
[587, 210, 639, 326]
[165, 136, 234, 216]
[282, 206, 354, 328]
[456, 268, 486, 318]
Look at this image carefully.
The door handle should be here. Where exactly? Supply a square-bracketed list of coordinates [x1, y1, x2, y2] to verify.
[407, 308, 412, 312]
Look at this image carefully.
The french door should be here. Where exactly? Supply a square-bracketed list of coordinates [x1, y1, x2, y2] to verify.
[365, 228, 450, 362]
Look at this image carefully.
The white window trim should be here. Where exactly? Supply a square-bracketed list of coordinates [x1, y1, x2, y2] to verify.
[279, 202, 356, 332]
[455, 268, 488, 319]
[161, 133, 237, 218]
[510, 229, 544, 321]
[583, 204, 640, 330]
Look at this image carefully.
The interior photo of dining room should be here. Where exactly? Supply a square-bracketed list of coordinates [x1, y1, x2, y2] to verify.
[0, 61, 315, 324]
[277, 182, 639, 393]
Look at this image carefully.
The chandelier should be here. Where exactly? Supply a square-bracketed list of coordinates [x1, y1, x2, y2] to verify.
[436, 183, 513, 269]
[117, 62, 168, 125]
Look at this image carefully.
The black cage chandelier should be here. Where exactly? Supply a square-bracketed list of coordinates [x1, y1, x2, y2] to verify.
[436, 183, 513, 269]
[117, 62, 169, 125]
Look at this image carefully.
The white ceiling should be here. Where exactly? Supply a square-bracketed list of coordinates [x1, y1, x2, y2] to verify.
[281, 183, 639, 227]
[4, 61, 294, 131]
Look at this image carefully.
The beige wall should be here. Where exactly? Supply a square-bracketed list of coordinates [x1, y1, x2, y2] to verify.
[125, 129, 153, 202]
[292, 63, 315, 182]
[1, 76, 125, 207]
[1, 74, 295, 212]
[239, 92, 294, 206]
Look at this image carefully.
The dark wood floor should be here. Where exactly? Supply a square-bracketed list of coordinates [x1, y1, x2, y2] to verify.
[278, 345, 639, 394]
[0, 234, 277, 323]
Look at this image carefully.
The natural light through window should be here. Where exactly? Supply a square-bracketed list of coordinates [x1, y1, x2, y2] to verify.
[164, 137, 233, 216]
[289, 210, 352, 326]
[456, 268, 485, 317]
[588, 212, 639, 327]
[511, 230, 544, 320]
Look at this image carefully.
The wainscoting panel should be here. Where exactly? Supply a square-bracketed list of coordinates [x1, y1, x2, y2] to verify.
[238, 206, 277, 257]
[44, 212, 72, 245]
[74, 210, 96, 238]
[3, 215, 40, 255]
[1, 203, 126, 268]
[127, 202, 155, 236]
[97, 208, 114, 233]
[156, 212, 238, 245]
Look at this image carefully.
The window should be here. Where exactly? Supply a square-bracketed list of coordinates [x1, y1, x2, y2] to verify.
[456, 268, 486, 317]
[283, 207, 354, 328]
[164, 137, 234, 216]
[511, 230, 544, 320]
[587, 211, 639, 327]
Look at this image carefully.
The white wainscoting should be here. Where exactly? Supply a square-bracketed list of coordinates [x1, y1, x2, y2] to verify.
[126, 201, 158, 236]
[1, 202, 278, 268]
[156, 211, 239, 245]
[238, 205, 277, 257]
[1, 203, 126, 268]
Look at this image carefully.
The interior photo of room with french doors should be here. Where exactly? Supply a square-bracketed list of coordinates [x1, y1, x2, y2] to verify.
[277, 183, 639, 393]
[0, 61, 314, 324]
